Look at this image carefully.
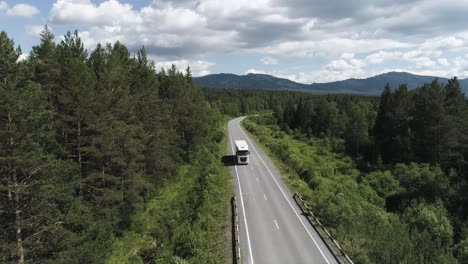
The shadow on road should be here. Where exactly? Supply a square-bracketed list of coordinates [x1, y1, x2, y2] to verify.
[300, 211, 310, 217]
[222, 155, 236, 166]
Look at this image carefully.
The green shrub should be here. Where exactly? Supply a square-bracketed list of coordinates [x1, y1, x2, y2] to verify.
[243, 115, 442, 263]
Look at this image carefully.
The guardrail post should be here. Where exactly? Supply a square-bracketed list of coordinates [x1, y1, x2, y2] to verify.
[293, 192, 354, 264]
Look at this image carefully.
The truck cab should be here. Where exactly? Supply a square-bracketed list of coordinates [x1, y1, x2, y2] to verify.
[235, 140, 250, 165]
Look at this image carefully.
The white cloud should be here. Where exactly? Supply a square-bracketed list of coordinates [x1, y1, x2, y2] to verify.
[340, 53, 355, 60]
[0, 1, 7, 10]
[246, 68, 266, 74]
[278, 72, 313, 84]
[7, 3, 39, 17]
[321, 57, 367, 81]
[141, 6, 206, 31]
[365, 51, 405, 64]
[413, 57, 437, 69]
[437, 58, 449, 67]
[49, 0, 137, 26]
[17, 53, 29, 62]
[49, 0, 240, 58]
[41, 0, 468, 82]
[360, 31, 468, 73]
[259, 37, 413, 59]
[420, 34, 468, 51]
[154, 59, 215, 76]
[25, 25, 46, 38]
[261, 56, 278, 65]
[197, 0, 279, 18]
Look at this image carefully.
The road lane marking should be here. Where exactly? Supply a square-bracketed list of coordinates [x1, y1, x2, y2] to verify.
[264, 194, 267, 200]
[229, 120, 255, 264]
[274, 219, 280, 230]
[238, 119, 331, 264]
[256, 177, 259, 183]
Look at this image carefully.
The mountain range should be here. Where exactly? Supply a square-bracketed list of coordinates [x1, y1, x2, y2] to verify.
[194, 71, 468, 95]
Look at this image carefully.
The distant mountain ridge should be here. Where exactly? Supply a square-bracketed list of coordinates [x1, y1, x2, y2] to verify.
[193, 73, 309, 91]
[194, 71, 468, 95]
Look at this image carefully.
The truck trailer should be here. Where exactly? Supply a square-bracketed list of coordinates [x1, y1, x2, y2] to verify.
[235, 140, 250, 165]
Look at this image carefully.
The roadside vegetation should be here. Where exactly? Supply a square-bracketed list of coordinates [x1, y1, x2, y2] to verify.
[106, 134, 231, 264]
[205, 83, 468, 263]
[244, 115, 449, 263]
[0, 28, 230, 263]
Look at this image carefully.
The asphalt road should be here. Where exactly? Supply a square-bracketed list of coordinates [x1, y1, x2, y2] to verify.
[228, 116, 338, 264]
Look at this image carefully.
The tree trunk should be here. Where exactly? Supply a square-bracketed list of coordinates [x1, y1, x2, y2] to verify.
[7, 112, 24, 263]
[14, 174, 24, 264]
[7, 114, 14, 184]
[78, 119, 83, 198]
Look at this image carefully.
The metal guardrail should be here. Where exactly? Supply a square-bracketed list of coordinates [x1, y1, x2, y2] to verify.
[232, 196, 242, 264]
[293, 193, 354, 264]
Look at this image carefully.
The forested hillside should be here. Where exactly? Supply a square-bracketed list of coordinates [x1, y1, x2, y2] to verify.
[196, 72, 468, 95]
[204, 83, 468, 263]
[0, 28, 229, 263]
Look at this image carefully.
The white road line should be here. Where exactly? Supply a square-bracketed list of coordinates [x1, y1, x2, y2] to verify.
[238, 119, 331, 264]
[229, 120, 255, 264]
[274, 219, 280, 230]
[264, 194, 268, 200]
[256, 177, 259, 183]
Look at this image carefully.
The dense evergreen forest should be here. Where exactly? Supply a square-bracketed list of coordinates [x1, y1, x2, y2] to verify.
[204, 85, 468, 263]
[3, 23, 468, 263]
[1, 28, 229, 263]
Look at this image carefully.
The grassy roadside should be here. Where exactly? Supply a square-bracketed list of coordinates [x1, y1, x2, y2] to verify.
[240, 117, 313, 198]
[105, 118, 234, 264]
[241, 114, 414, 263]
[221, 116, 235, 264]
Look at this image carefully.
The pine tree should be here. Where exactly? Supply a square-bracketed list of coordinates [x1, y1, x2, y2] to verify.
[344, 101, 369, 158]
[129, 47, 178, 182]
[412, 80, 449, 163]
[0, 30, 25, 264]
[0, 30, 54, 264]
[374, 84, 394, 163]
[185, 66, 193, 85]
[56, 31, 96, 198]
[30, 25, 60, 108]
[391, 84, 413, 163]
[28, 25, 62, 157]
[87, 42, 149, 231]
[442, 77, 465, 167]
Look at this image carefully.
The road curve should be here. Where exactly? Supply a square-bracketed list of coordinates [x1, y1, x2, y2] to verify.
[228, 116, 338, 264]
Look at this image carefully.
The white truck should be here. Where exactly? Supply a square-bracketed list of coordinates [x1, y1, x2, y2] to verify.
[235, 140, 250, 165]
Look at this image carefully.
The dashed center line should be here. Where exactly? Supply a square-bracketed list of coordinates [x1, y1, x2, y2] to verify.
[274, 219, 280, 230]
[256, 177, 259, 183]
[264, 194, 267, 200]
[238, 119, 330, 264]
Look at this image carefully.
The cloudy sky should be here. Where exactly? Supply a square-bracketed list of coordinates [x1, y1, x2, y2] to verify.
[2, 0, 468, 83]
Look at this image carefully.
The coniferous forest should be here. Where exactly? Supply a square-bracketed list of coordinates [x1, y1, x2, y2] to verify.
[204, 84, 468, 262]
[2, 24, 468, 264]
[1, 28, 229, 263]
